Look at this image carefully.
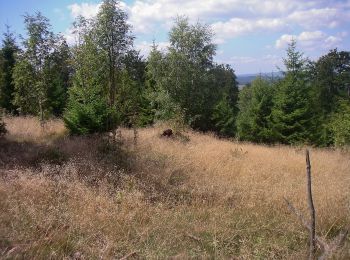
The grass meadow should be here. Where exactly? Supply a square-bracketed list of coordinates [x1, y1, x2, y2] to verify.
[0, 117, 349, 259]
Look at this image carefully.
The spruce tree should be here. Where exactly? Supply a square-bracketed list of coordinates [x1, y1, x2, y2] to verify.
[64, 0, 134, 134]
[64, 16, 110, 134]
[0, 25, 19, 114]
[236, 77, 274, 143]
[271, 40, 313, 144]
[211, 64, 239, 136]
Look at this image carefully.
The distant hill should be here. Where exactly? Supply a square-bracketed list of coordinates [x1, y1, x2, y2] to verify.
[236, 72, 283, 87]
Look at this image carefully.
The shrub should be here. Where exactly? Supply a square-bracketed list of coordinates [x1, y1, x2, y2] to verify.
[63, 84, 118, 135]
[0, 120, 6, 136]
[329, 100, 350, 147]
[31, 147, 68, 166]
[0, 111, 7, 136]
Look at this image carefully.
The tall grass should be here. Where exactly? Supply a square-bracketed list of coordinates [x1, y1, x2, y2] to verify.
[3, 116, 67, 143]
[0, 118, 349, 259]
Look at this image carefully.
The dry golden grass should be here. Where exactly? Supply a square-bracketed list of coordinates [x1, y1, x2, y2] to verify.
[3, 116, 67, 143]
[0, 118, 349, 259]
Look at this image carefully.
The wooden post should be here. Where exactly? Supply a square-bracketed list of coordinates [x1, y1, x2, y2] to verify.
[284, 150, 348, 259]
[306, 149, 316, 260]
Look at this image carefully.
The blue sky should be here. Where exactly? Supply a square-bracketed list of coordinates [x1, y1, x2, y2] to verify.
[1, 0, 349, 74]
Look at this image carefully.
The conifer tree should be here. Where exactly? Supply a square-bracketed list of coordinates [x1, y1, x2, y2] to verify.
[64, 0, 134, 134]
[64, 16, 110, 134]
[0, 25, 19, 113]
[271, 40, 313, 144]
[211, 64, 239, 136]
[237, 77, 274, 142]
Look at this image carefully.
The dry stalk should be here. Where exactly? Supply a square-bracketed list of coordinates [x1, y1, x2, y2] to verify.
[284, 150, 348, 260]
[119, 251, 138, 260]
[306, 150, 316, 259]
[185, 232, 202, 243]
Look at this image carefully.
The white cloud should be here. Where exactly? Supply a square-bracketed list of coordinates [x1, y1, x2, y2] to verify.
[67, 1, 350, 40]
[287, 8, 339, 29]
[211, 17, 286, 42]
[63, 28, 76, 46]
[275, 31, 342, 50]
[67, 3, 101, 19]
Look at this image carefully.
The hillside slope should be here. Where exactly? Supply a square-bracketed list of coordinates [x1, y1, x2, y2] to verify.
[1, 117, 349, 259]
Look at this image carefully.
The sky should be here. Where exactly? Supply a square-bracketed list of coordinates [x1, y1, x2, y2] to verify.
[0, 0, 349, 74]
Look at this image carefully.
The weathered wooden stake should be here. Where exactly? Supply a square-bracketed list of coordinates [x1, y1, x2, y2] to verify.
[284, 150, 348, 260]
[306, 149, 316, 260]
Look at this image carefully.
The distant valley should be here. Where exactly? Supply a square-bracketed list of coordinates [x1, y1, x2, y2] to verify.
[236, 72, 283, 87]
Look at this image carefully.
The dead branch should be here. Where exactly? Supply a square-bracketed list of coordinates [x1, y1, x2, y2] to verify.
[119, 250, 138, 260]
[185, 232, 202, 243]
[283, 197, 327, 251]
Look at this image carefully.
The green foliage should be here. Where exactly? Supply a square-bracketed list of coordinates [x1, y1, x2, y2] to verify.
[46, 39, 72, 116]
[12, 12, 70, 119]
[271, 41, 313, 145]
[64, 16, 111, 134]
[12, 59, 38, 115]
[64, 84, 113, 135]
[0, 25, 19, 113]
[211, 95, 236, 137]
[311, 49, 350, 114]
[210, 64, 239, 136]
[145, 44, 176, 121]
[65, 0, 135, 135]
[96, 0, 133, 129]
[237, 77, 275, 143]
[0, 111, 6, 136]
[147, 17, 239, 135]
[309, 49, 350, 146]
[119, 50, 153, 127]
[329, 100, 350, 147]
[166, 17, 217, 130]
[3, 7, 350, 147]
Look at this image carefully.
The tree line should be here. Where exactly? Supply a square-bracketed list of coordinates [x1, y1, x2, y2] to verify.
[0, 0, 349, 146]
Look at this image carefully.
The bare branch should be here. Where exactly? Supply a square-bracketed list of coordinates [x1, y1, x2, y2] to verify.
[283, 197, 327, 251]
[119, 251, 138, 260]
[185, 232, 202, 243]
